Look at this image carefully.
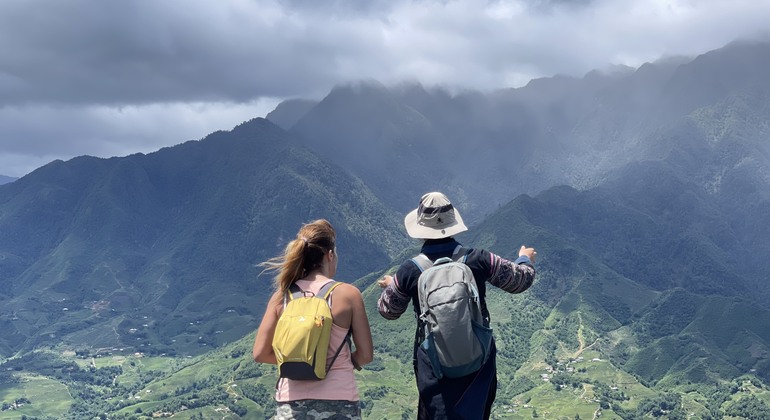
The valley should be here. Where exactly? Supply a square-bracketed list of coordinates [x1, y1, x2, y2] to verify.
[2, 40, 770, 419]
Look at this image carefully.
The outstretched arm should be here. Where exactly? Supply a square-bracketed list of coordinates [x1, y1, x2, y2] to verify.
[487, 245, 537, 293]
[377, 272, 410, 320]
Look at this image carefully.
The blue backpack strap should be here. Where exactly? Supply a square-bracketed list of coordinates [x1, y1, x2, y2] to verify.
[411, 254, 433, 272]
[450, 245, 469, 263]
[412, 246, 467, 271]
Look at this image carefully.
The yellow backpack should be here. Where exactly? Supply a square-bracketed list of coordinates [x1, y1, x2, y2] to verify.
[272, 281, 350, 380]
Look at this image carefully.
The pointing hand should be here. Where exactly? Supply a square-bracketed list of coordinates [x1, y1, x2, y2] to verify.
[519, 245, 537, 263]
[378, 275, 393, 288]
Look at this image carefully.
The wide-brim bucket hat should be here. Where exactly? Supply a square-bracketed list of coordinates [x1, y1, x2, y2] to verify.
[404, 192, 468, 239]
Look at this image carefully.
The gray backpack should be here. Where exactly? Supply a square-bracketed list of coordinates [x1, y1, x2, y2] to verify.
[412, 246, 493, 379]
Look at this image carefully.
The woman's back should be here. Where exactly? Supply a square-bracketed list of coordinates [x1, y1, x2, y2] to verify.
[252, 219, 373, 419]
[276, 279, 358, 401]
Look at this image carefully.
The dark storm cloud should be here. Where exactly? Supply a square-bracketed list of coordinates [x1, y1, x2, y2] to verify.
[1, 0, 769, 177]
[2, 0, 768, 107]
[277, 0, 397, 16]
[0, 0, 360, 106]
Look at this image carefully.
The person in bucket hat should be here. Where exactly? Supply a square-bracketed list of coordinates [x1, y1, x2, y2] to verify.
[403, 192, 468, 239]
[377, 192, 537, 419]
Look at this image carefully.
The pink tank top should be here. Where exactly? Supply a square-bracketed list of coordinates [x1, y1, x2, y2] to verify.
[275, 279, 359, 402]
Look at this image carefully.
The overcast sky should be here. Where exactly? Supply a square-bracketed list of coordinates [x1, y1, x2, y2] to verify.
[1, 0, 769, 178]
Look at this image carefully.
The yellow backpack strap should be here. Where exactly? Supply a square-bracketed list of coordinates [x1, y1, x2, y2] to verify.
[284, 283, 303, 307]
[318, 281, 352, 372]
[318, 281, 341, 302]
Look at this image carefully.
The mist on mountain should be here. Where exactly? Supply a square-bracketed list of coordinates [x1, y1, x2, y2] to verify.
[1, 39, 769, 418]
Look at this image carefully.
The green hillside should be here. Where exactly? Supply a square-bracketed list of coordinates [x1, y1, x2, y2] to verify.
[2, 41, 770, 420]
[4, 184, 770, 419]
[0, 118, 410, 358]
[3, 276, 769, 419]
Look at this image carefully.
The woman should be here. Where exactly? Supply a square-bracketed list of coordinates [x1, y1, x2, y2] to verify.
[253, 219, 374, 420]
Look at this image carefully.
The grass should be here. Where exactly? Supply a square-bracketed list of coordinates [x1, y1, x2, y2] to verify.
[3, 273, 770, 419]
[511, 388, 601, 419]
[2, 330, 769, 419]
[502, 345, 663, 418]
[0, 374, 72, 419]
[355, 354, 419, 418]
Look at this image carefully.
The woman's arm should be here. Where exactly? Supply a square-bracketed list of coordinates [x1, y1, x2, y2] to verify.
[346, 285, 374, 368]
[252, 291, 282, 364]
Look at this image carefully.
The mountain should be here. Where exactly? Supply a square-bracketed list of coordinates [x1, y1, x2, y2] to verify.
[269, 40, 770, 225]
[2, 40, 770, 419]
[492, 178, 770, 382]
[6, 163, 769, 418]
[350, 152, 770, 417]
[265, 98, 318, 131]
[0, 175, 17, 185]
[288, 80, 459, 215]
[0, 118, 411, 358]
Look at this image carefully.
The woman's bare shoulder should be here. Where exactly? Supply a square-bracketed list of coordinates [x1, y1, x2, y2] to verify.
[333, 282, 363, 299]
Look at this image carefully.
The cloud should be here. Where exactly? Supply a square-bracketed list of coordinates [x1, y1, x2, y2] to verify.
[1, 0, 769, 177]
[0, 0, 335, 105]
[0, 99, 280, 177]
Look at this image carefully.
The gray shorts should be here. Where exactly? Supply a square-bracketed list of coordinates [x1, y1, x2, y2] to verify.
[274, 399, 361, 420]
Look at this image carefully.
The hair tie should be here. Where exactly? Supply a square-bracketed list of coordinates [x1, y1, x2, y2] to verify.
[300, 236, 309, 245]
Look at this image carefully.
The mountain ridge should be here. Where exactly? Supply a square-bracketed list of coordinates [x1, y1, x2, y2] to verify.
[266, 40, 770, 226]
[0, 117, 411, 358]
[2, 40, 770, 419]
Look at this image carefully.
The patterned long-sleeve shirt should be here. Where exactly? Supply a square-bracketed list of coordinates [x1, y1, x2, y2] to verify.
[377, 238, 536, 325]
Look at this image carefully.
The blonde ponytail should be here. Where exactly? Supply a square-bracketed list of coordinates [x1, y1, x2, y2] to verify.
[260, 219, 336, 294]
